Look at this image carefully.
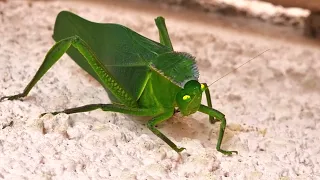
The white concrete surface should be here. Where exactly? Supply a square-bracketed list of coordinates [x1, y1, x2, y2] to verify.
[0, 0, 319, 179]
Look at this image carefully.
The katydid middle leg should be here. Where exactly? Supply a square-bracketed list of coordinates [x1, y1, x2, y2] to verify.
[41, 103, 162, 117]
[147, 109, 186, 152]
[43, 104, 184, 153]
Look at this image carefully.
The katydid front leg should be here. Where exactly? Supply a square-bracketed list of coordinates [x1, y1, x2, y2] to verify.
[154, 18, 217, 125]
[198, 104, 238, 155]
[202, 83, 218, 124]
[0, 36, 137, 107]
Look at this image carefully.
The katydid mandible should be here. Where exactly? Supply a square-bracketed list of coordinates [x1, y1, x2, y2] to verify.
[0, 11, 238, 155]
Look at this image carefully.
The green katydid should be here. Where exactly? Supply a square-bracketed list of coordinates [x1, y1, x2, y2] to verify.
[0, 11, 238, 155]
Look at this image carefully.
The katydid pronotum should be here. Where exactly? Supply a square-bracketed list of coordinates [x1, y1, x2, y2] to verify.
[0, 11, 239, 155]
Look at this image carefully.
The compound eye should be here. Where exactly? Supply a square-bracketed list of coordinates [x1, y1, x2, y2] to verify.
[201, 84, 205, 91]
[182, 95, 191, 101]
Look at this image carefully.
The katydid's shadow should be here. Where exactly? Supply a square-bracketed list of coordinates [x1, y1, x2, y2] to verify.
[128, 113, 229, 149]
[69, 111, 235, 150]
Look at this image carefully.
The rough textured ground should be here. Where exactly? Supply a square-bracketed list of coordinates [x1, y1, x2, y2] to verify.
[0, 0, 320, 179]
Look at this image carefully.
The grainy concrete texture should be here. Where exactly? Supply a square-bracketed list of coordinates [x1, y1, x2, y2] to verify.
[0, 0, 320, 179]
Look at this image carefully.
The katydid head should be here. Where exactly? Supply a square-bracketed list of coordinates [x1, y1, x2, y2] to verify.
[175, 49, 270, 116]
[176, 80, 205, 116]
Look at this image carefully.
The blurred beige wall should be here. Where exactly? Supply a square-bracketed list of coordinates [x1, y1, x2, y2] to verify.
[261, 0, 320, 11]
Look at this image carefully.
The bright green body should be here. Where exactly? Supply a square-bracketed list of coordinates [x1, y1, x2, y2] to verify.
[53, 12, 196, 110]
[0, 11, 237, 155]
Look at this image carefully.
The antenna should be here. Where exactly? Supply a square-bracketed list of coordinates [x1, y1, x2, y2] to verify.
[207, 49, 270, 87]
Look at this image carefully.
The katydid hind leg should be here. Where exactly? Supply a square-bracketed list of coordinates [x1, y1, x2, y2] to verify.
[198, 105, 238, 155]
[147, 109, 186, 153]
[155, 17, 173, 51]
[202, 83, 218, 124]
[1, 36, 137, 107]
[0, 39, 73, 102]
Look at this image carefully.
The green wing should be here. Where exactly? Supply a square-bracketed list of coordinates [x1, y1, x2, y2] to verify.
[53, 11, 171, 101]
